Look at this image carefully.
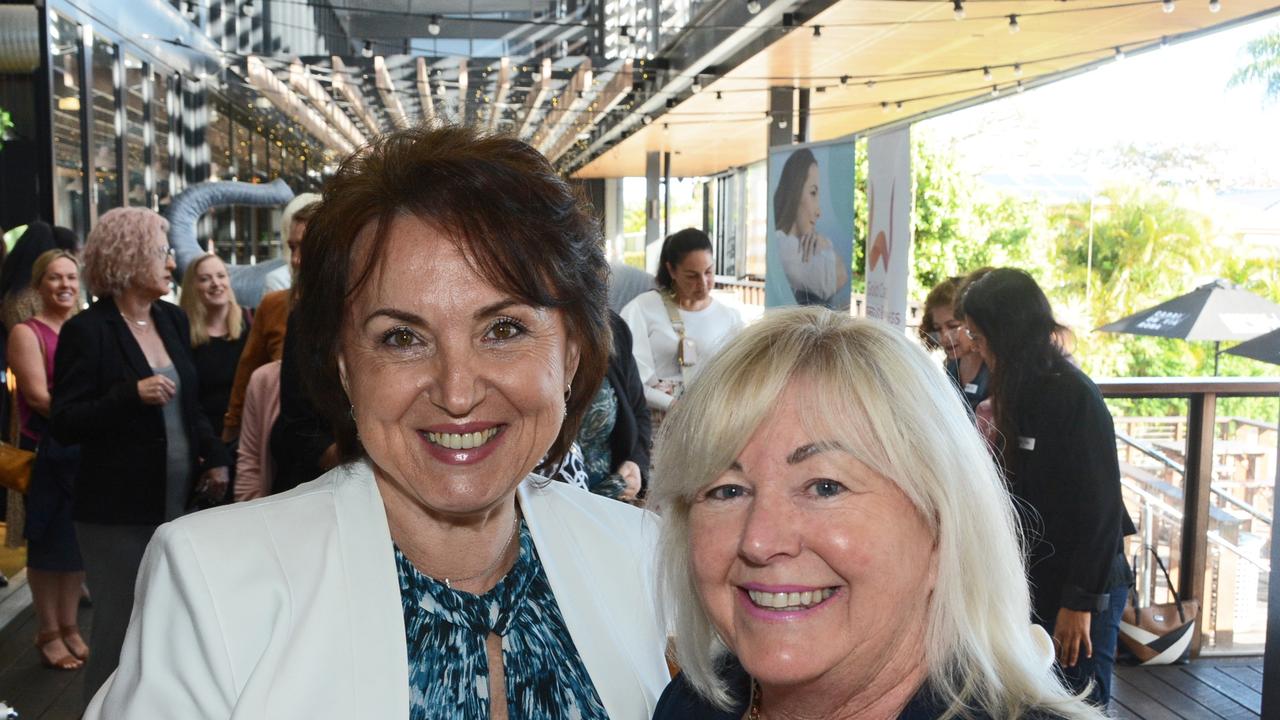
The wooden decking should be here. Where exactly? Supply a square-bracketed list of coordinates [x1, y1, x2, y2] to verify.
[0, 573, 89, 720]
[1114, 657, 1265, 719]
[0, 572, 1267, 719]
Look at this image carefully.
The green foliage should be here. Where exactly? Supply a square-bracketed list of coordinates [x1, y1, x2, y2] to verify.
[894, 134, 1280, 423]
[1229, 29, 1280, 102]
[0, 106, 12, 153]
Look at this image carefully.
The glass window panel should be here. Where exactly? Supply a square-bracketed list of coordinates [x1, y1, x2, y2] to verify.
[234, 121, 251, 182]
[252, 130, 267, 182]
[50, 11, 86, 237]
[154, 72, 173, 210]
[124, 54, 146, 207]
[208, 99, 230, 181]
[92, 34, 120, 215]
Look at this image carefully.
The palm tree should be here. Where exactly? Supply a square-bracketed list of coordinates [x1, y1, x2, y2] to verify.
[1229, 30, 1280, 101]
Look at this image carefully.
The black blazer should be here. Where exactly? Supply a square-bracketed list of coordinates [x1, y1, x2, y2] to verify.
[51, 296, 230, 525]
[1006, 364, 1131, 622]
[604, 311, 652, 489]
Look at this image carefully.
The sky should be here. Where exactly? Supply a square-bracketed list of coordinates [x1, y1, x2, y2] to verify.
[922, 13, 1280, 188]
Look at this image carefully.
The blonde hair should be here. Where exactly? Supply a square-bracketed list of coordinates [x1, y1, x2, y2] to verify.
[179, 254, 244, 347]
[651, 307, 1104, 720]
[30, 249, 80, 291]
[82, 207, 170, 298]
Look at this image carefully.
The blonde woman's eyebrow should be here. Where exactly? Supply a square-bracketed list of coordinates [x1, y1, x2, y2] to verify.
[787, 441, 847, 465]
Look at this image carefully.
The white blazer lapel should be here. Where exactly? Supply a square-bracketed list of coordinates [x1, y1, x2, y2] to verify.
[333, 460, 411, 718]
[518, 479, 658, 720]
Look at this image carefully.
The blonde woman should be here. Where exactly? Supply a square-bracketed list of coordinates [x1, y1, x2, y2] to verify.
[652, 307, 1104, 720]
[179, 254, 248, 440]
[8, 249, 85, 671]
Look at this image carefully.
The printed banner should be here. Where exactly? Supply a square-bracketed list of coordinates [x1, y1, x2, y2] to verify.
[765, 138, 856, 311]
[864, 127, 912, 327]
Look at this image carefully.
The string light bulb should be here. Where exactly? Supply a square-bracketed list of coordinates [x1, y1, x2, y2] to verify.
[812, 25, 822, 39]
[762, 111, 773, 124]
[1163, 0, 1175, 12]
[990, 85, 1000, 97]
[428, 15, 442, 36]
[242, 0, 256, 17]
[982, 66, 992, 82]
[1209, 0, 1220, 11]
[715, 91, 723, 100]
[1114, 46, 1125, 61]
[361, 40, 373, 58]
[1008, 14, 1020, 33]
[952, 0, 965, 20]
[880, 101, 889, 113]
[1013, 63, 1023, 77]
[642, 115, 652, 125]
[746, 0, 762, 15]
[1016, 80, 1025, 93]
[691, 77, 702, 93]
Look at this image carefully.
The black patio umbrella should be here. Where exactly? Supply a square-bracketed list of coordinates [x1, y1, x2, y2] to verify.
[1224, 326, 1280, 367]
[1098, 279, 1280, 374]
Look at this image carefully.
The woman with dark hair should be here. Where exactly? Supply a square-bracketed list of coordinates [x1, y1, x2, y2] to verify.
[620, 228, 744, 415]
[85, 125, 669, 719]
[922, 275, 988, 412]
[960, 268, 1133, 708]
[772, 149, 847, 307]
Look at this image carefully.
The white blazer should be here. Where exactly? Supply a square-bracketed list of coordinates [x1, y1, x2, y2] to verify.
[86, 459, 671, 719]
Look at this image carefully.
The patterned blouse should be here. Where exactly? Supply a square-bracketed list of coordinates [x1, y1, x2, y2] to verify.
[395, 521, 610, 720]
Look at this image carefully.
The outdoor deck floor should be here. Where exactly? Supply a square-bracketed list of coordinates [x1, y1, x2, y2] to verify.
[1114, 657, 1265, 720]
[0, 575, 1266, 719]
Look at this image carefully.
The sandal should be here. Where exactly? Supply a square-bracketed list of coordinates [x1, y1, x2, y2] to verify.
[60, 625, 90, 661]
[34, 631, 82, 671]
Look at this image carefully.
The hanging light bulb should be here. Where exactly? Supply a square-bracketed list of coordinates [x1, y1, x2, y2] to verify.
[1013, 63, 1023, 77]
[361, 40, 373, 58]
[642, 115, 652, 125]
[746, 0, 762, 15]
[1016, 80, 1025, 93]
[690, 77, 702, 94]
[762, 111, 773, 124]
[990, 85, 1000, 97]
[1160, 35, 1170, 49]
[1008, 14, 1020, 33]
[1114, 46, 1125, 61]
[1163, 0, 1176, 12]
[1209, 0, 1221, 11]
[952, 0, 965, 20]
[880, 101, 889, 113]
[715, 91, 723, 100]
[242, 0, 256, 17]
[812, 25, 822, 39]
[428, 15, 442, 36]
[895, 101, 903, 111]
[982, 66, 992, 82]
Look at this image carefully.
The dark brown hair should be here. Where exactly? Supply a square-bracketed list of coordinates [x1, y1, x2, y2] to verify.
[294, 125, 611, 464]
[919, 276, 960, 345]
[655, 228, 713, 291]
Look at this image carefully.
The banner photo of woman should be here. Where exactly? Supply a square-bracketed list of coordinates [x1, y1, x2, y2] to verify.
[765, 138, 856, 311]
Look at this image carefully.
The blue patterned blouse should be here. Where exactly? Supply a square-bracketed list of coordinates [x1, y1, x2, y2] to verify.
[395, 521, 610, 720]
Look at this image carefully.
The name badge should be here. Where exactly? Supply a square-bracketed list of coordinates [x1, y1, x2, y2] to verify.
[1018, 436, 1036, 451]
[964, 383, 978, 394]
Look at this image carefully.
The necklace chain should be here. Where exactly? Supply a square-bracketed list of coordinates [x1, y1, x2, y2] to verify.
[120, 310, 151, 329]
[440, 515, 520, 590]
[748, 679, 761, 720]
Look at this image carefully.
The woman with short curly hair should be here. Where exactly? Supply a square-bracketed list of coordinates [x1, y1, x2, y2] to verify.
[50, 206, 231, 704]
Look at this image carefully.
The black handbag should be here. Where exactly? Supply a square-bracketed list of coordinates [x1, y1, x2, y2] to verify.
[1119, 546, 1198, 665]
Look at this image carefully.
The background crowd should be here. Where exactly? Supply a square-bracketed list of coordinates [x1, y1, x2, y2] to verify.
[0, 124, 1134, 720]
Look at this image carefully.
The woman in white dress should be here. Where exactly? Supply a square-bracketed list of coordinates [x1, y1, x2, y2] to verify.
[620, 229, 744, 416]
[772, 148, 848, 307]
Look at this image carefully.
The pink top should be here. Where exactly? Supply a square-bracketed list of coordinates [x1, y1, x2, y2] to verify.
[235, 360, 282, 502]
[17, 317, 60, 443]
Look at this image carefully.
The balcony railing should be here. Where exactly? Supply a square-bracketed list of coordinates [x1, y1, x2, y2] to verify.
[1098, 378, 1280, 663]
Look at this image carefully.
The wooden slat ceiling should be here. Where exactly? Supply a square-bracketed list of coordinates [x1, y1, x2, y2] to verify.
[574, 0, 1280, 178]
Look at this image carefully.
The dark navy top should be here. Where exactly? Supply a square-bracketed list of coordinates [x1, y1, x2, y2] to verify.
[652, 658, 1066, 720]
[395, 521, 609, 719]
